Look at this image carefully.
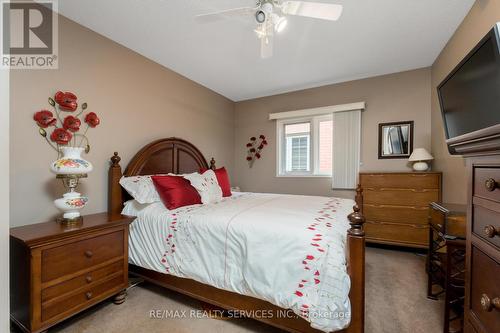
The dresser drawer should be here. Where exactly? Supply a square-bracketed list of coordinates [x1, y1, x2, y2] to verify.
[42, 260, 123, 302]
[42, 274, 124, 322]
[474, 167, 500, 204]
[363, 188, 439, 206]
[469, 246, 500, 333]
[363, 204, 428, 225]
[360, 173, 440, 189]
[41, 231, 124, 282]
[365, 220, 428, 247]
[473, 205, 500, 250]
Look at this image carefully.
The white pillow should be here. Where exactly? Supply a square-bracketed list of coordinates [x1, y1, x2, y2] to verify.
[119, 175, 163, 204]
[121, 200, 152, 217]
[183, 170, 223, 204]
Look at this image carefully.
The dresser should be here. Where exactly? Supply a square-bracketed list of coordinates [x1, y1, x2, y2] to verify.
[359, 172, 442, 248]
[10, 213, 133, 333]
[465, 161, 500, 333]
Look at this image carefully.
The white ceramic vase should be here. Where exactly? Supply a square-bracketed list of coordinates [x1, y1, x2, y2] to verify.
[50, 147, 93, 175]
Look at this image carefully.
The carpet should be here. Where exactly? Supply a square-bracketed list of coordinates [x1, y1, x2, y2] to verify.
[11, 246, 444, 333]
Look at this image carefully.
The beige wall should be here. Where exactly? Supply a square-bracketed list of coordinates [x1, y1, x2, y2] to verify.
[233, 68, 431, 198]
[9, 15, 234, 226]
[431, 0, 500, 204]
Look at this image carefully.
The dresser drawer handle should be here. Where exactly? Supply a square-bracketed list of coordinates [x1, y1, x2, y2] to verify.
[86, 292, 93, 300]
[485, 178, 498, 192]
[85, 275, 92, 283]
[480, 294, 500, 312]
[84, 250, 93, 258]
[484, 225, 500, 238]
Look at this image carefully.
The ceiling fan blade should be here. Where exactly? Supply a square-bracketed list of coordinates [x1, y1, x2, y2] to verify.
[195, 6, 256, 22]
[281, 1, 343, 21]
[260, 33, 274, 59]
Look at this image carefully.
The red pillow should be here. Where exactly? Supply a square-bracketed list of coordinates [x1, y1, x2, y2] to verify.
[151, 175, 201, 210]
[200, 167, 232, 197]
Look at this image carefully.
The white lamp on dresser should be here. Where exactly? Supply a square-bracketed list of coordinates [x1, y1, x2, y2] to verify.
[409, 148, 434, 171]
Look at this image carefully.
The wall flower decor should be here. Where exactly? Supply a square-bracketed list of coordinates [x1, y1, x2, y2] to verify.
[33, 91, 100, 224]
[246, 134, 268, 167]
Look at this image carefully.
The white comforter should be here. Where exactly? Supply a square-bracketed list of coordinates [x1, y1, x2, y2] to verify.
[129, 192, 354, 332]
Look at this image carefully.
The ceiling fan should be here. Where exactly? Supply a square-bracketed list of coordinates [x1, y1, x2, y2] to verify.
[196, 0, 343, 59]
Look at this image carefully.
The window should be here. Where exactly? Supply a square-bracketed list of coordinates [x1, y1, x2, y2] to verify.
[277, 115, 333, 176]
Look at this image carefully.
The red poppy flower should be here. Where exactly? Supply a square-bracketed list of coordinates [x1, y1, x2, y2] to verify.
[50, 128, 72, 145]
[250, 148, 256, 153]
[250, 137, 256, 141]
[246, 156, 252, 161]
[258, 144, 264, 150]
[84, 112, 100, 127]
[63, 115, 81, 132]
[33, 110, 57, 128]
[259, 134, 265, 139]
[246, 143, 252, 148]
[54, 91, 78, 111]
[262, 140, 268, 145]
[255, 153, 261, 159]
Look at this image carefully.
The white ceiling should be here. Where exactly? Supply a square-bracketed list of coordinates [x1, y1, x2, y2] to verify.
[56, 0, 475, 101]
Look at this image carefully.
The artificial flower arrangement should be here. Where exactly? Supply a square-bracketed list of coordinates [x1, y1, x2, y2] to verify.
[246, 134, 268, 167]
[33, 91, 100, 155]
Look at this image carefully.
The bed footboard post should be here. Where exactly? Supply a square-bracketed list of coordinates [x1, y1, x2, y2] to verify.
[108, 152, 123, 220]
[346, 204, 365, 333]
[354, 184, 363, 213]
[209, 157, 216, 170]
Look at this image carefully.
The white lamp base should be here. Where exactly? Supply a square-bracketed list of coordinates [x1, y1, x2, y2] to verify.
[412, 161, 429, 171]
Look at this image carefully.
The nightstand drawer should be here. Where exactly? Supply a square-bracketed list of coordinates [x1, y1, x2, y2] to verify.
[41, 230, 124, 282]
[42, 260, 123, 302]
[41, 274, 124, 322]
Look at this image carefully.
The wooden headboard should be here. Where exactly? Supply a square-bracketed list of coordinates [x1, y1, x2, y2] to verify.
[108, 137, 215, 218]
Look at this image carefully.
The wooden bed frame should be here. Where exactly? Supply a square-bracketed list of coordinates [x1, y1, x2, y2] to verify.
[108, 137, 366, 333]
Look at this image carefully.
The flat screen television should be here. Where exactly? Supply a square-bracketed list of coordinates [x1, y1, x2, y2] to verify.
[438, 23, 500, 154]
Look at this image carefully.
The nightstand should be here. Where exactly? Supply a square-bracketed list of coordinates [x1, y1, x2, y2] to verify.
[10, 213, 133, 333]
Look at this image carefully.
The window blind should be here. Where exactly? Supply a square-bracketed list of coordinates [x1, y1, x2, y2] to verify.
[332, 110, 361, 189]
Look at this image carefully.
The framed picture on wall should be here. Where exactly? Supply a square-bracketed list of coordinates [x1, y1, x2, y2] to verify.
[378, 121, 414, 159]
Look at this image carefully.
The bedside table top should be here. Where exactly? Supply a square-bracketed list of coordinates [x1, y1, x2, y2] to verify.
[10, 212, 134, 247]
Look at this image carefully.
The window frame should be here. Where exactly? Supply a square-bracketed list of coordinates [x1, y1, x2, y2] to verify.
[276, 115, 333, 178]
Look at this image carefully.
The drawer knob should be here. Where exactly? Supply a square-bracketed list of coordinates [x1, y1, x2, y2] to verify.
[484, 225, 499, 238]
[480, 294, 500, 312]
[86, 292, 93, 300]
[485, 178, 498, 192]
[84, 250, 93, 258]
[85, 275, 92, 283]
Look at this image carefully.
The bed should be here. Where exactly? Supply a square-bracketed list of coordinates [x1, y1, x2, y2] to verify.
[108, 137, 366, 333]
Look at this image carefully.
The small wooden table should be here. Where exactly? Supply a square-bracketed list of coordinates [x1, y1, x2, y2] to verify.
[427, 202, 466, 333]
[10, 213, 133, 333]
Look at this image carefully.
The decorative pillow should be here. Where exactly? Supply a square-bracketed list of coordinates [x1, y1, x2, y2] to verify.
[200, 167, 232, 197]
[119, 175, 165, 204]
[151, 175, 201, 210]
[183, 170, 223, 204]
[121, 200, 153, 217]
